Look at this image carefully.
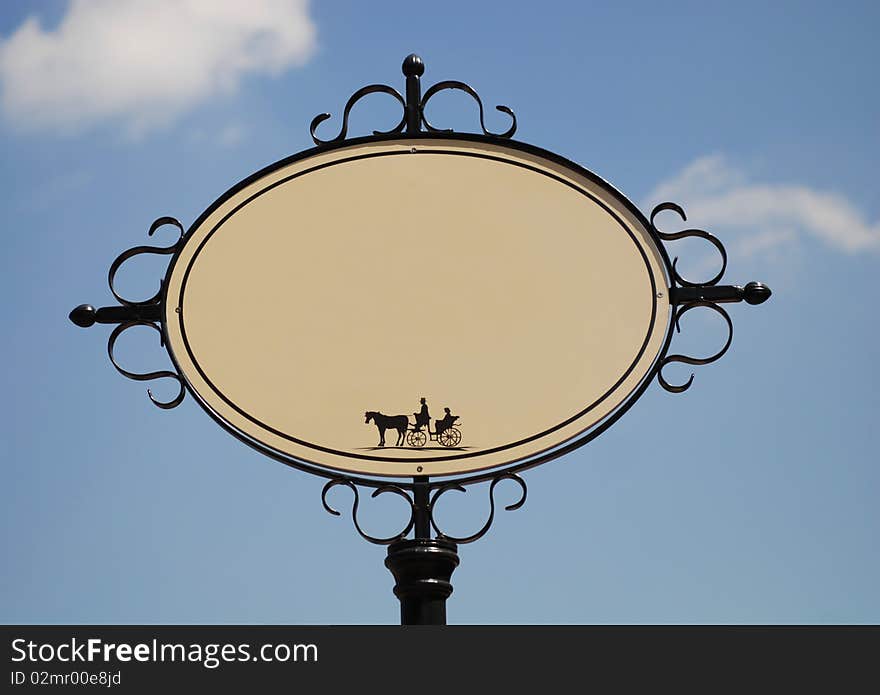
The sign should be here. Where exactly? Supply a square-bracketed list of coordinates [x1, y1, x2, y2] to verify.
[163, 136, 671, 477]
[70, 54, 771, 625]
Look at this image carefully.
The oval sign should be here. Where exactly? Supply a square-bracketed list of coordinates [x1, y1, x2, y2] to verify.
[164, 137, 671, 477]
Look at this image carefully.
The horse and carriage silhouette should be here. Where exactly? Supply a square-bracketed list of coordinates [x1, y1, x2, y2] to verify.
[364, 398, 462, 448]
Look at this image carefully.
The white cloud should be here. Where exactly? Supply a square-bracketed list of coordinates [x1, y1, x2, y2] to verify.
[0, 0, 316, 135]
[217, 123, 246, 147]
[645, 155, 880, 256]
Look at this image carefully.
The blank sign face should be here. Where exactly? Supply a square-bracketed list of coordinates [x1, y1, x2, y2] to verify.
[163, 138, 670, 477]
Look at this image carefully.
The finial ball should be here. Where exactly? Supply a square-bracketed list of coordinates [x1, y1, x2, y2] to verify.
[402, 53, 424, 77]
[743, 282, 772, 305]
[69, 304, 97, 327]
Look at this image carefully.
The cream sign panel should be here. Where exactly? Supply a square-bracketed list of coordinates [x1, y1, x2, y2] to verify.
[163, 138, 671, 477]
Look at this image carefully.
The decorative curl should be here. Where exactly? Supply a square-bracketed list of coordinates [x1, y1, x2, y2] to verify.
[657, 301, 733, 393]
[310, 84, 406, 145]
[429, 473, 527, 544]
[650, 202, 727, 288]
[420, 80, 517, 138]
[107, 321, 185, 409]
[321, 479, 415, 545]
[108, 217, 184, 307]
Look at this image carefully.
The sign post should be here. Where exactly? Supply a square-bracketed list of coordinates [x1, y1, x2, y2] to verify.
[70, 55, 770, 624]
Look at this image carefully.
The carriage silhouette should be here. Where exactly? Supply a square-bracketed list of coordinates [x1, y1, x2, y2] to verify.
[406, 411, 462, 448]
[364, 408, 462, 448]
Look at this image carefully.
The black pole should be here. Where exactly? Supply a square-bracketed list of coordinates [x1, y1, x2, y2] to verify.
[384, 58, 462, 625]
[385, 538, 459, 625]
[385, 475, 460, 624]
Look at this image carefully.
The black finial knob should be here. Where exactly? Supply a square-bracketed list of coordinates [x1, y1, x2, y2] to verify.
[69, 304, 97, 327]
[743, 282, 772, 305]
[402, 54, 424, 77]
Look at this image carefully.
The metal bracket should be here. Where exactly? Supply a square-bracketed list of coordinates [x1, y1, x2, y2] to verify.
[651, 202, 771, 393]
[669, 283, 771, 305]
[310, 53, 516, 145]
[321, 473, 528, 546]
[68, 216, 186, 409]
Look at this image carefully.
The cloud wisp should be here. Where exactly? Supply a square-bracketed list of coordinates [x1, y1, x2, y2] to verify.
[644, 155, 880, 259]
[0, 0, 316, 136]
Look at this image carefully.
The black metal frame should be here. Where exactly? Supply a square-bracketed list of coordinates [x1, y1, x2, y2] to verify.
[70, 55, 770, 623]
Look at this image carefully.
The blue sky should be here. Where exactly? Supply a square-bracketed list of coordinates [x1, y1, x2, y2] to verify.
[1, 0, 878, 624]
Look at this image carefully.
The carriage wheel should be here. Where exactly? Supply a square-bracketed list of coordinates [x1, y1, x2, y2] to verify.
[448, 427, 462, 447]
[439, 428, 460, 448]
[407, 430, 427, 448]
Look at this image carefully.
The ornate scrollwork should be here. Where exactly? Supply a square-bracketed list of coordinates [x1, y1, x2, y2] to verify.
[108, 321, 186, 409]
[420, 80, 517, 138]
[309, 54, 517, 144]
[310, 84, 406, 145]
[650, 202, 727, 288]
[429, 473, 527, 544]
[321, 479, 416, 545]
[70, 216, 187, 409]
[321, 473, 527, 545]
[649, 202, 768, 394]
[657, 301, 733, 394]
[108, 216, 184, 306]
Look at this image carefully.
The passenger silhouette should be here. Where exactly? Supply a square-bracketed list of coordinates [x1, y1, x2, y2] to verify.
[436, 407, 458, 435]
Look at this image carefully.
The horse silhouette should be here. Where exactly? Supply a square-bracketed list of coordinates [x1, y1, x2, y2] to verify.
[365, 411, 409, 447]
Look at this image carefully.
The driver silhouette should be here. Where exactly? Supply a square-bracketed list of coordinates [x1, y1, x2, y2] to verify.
[413, 397, 430, 431]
